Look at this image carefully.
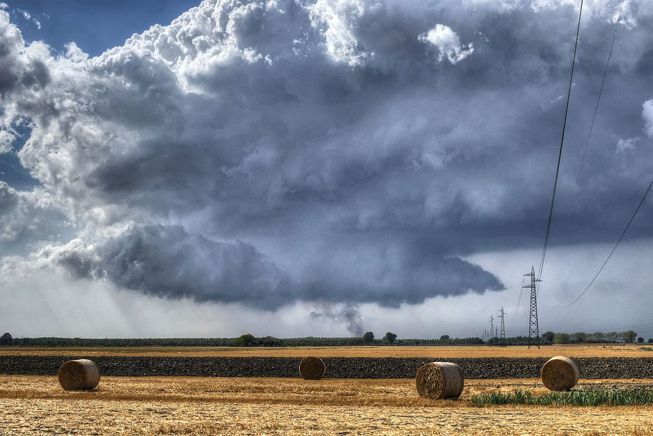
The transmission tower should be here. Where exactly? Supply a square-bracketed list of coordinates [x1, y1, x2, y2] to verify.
[498, 306, 506, 343]
[489, 316, 494, 339]
[523, 266, 541, 348]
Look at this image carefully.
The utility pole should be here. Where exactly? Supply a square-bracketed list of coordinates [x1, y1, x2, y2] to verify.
[498, 306, 506, 344]
[524, 266, 541, 348]
[489, 316, 494, 339]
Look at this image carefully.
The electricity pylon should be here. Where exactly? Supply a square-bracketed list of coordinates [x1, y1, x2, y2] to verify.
[489, 316, 494, 339]
[524, 266, 541, 348]
[498, 306, 506, 343]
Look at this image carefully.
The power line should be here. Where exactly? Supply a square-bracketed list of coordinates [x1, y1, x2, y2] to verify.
[537, 0, 585, 283]
[568, 180, 653, 306]
[578, 2, 624, 171]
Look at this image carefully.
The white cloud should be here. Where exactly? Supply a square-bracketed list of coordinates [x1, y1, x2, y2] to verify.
[16, 8, 41, 30]
[0, 182, 70, 256]
[0, 129, 15, 153]
[308, 0, 371, 66]
[418, 24, 474, 64]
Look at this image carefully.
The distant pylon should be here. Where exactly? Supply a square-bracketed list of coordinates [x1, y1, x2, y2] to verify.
[498, 306, 506, 343]
[524, 266, 541, 348]
[489, 316, 494, 339]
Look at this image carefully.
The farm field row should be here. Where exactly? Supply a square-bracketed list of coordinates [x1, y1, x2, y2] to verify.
[1, 376, 652, 434]
[1, 344, 651, 358]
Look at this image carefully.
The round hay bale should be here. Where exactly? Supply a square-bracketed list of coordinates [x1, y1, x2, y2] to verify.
[299, 357, 326, 380]
[541, 355, 579, 391]
[58, 359, 100, 391]
[416, 362, 464, 400]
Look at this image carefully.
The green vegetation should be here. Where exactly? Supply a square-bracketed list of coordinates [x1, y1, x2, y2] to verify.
[0, 329, 642, 348]
[471, 389, 653, 407]
[485, 336, 532, 346]
[550, 330, 638, 344]
[640, 347, 653, 352]
[5, 336, 485, 347]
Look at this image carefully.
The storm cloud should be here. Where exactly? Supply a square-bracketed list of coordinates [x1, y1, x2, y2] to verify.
[1, 0, 652, 314]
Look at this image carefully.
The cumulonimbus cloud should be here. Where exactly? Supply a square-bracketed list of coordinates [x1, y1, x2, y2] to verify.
[1, 0, 652, 310]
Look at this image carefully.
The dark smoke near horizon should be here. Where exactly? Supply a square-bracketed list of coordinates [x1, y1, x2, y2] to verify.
[310, 303, 365, 336]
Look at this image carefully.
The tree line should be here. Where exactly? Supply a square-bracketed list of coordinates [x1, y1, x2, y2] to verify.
[0, 332, 483, 347]
[1, 330, 649, 347]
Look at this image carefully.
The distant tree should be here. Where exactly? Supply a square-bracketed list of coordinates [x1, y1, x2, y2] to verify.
[440, 335, 450, 341]
[590, 332, 605, 343]
[0, 333, 12, 346]
[237, 333, 255, 346]
[649, 338, 653, 344]
[623, 330, 637, 343]
[541, 331, 555, 343]
[383, 332, 397, 344]
[363, 332, 374, 343]
[553, 333, 570, 344]
[571, 332, 587, 343]
[257, 336, 282, 347]
[637, 337, 644, 343]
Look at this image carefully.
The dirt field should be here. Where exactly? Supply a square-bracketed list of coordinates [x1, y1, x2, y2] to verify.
[2, 344, 651, 358]
[1, 376, 652, 434]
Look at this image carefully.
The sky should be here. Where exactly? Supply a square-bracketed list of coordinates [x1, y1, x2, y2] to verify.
[1, 0, 652, 339]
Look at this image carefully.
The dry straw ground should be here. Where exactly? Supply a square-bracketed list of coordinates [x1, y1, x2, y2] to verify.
[1, 375, 652, 434]
[1, 344, 651, 358]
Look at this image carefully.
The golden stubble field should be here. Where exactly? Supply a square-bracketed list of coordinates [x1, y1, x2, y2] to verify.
[1, 376, 653, 435]
[2, 343, 651, 358]
[2, 345, 653, 434]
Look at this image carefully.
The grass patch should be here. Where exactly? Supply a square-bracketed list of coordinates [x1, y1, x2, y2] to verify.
[471, 389, 653, 407]
[640, 347, 653, 352]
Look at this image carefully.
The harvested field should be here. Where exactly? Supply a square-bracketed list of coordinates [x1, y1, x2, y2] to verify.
[2, 355, 653, 378]
[1, 376, 652, 434]
[1, 344, 651, 358]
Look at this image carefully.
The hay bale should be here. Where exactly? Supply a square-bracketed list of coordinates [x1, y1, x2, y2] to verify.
[299, 357, 326, 380]
[415, 362, 464, 400]
[58, 359, 100, 391]
[541, 355, 579, 391]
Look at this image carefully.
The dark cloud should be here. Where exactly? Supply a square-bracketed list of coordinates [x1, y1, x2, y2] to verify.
[0, 10, 49, 96]
[54, 224, 502, 307]
[1, 0, 652, 310]
[56, 225, 295, 308]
